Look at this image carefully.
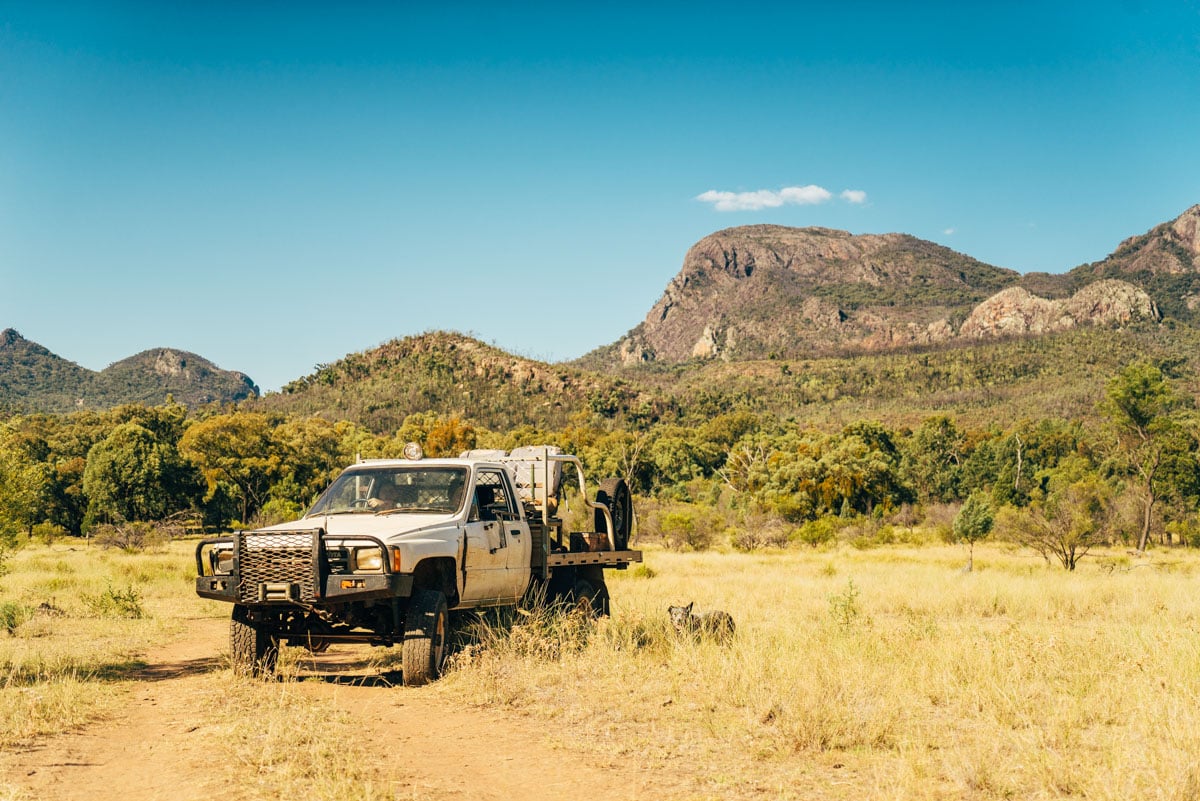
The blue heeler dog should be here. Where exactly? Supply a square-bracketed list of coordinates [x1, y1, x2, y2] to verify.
[668, 602, 735, 642]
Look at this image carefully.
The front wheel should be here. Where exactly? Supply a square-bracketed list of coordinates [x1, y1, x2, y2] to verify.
[403, 590, 449, 687]
[230, 606, 278, 678]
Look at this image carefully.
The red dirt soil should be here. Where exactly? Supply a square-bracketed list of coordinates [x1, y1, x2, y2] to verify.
[1, 618, 687, 801]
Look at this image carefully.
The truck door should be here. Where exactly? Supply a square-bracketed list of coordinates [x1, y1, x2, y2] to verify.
[460, 469, 512, 603]
[496, 469, 532, 600]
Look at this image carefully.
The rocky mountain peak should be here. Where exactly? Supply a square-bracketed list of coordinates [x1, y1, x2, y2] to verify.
[584, 209, 1200, 370]
[608, 224, 1019, 364]
[1, 328, 24, 348]
[1168, 204, 1200, 252]
[1098, 205, 1200, 276]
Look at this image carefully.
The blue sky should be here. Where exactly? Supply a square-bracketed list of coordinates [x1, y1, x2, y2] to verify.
[2, 2, 1198, 392]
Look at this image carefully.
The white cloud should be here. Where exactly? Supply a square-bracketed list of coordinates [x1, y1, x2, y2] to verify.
[840, 189, 867, 204]
[697, 184, 833, 212]
[943, 227, 956, 236]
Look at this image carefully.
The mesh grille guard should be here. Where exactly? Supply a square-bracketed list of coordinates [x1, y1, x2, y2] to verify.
[235, 529, 323, 604]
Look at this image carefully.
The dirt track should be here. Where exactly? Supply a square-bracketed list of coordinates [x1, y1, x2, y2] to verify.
[1, 619, 687, 801]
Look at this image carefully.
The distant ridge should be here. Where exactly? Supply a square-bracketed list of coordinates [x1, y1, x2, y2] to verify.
[4, 205, 1197, 424]
[0, 329, 259, 413]
[257, 331, 660, 433]
[580, 207, 1197, 369]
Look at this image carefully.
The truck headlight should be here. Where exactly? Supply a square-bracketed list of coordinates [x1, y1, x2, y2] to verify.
[353, 546, 383, 572]
[203, 544, 234, 576]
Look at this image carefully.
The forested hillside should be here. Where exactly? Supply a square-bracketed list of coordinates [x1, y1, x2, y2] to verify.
[259, 331, 666, 432]
[629, 324, 1200, 430]
[0, 329, 95, 412]
[0, 329, 259, 413]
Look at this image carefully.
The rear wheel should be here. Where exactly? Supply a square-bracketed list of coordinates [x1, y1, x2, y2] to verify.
[403, 590, 449, 687]
[230, 606, 278, 678]
[571, 576, 610, 617]
[594, 478, 632, 551]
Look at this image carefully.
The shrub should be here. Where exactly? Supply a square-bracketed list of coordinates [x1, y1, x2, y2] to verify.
[90, 521, 167, 552]
[844, 519, 900, 548]
[924, 503, 958, 542]
[729, 513, 792, 551]
[792, 516, 842, 547]
[828, 579, 862, 628]
[81, 584, 146, 619]
[1, 601, 32, 634]
[632, 563, 657, 579]
[253, 497, 306, 528]
[639, 502, 724, 551]
[660, 510, 710, 550]
[32, 522, 67, 546]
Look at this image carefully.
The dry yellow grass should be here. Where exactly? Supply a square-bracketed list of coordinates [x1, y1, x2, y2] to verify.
[0, 542, 195, 747]
[437, 545, 1200, 800]
[4, 539, 1200, 799]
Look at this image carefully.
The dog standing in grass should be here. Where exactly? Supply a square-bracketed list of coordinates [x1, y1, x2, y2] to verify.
[668, 602, 735, 642]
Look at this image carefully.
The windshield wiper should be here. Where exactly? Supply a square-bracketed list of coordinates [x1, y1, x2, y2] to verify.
[376, 506, 452, 516]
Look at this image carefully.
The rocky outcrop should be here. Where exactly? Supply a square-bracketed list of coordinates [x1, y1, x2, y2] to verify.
[959, 288, 1061, 338]
[611, 225, 1017, 364]
[960, 280, 1158, 339]
[581, 208, 1200, 370]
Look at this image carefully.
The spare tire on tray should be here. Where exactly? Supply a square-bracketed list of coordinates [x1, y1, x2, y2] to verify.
[593, 477, 632, 551]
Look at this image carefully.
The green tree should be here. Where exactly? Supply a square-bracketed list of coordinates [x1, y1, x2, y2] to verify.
[179, 412, 280, 525]
[0, 426, 48, 540]
[423, 415, 477, 458]
[271, 416, 357, 507]
[1100, 363, 1193, 552]
[82, 421, 196, 524]
[1006, 457, 1113, 571]
[953, 491, 994, 572]
[901, 416, 967, 503]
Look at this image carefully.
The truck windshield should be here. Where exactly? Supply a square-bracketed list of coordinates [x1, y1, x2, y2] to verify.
[306, 467, 469, 517]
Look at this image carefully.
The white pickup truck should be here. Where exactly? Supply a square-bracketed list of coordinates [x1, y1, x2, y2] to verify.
[195, 445, 639, 685]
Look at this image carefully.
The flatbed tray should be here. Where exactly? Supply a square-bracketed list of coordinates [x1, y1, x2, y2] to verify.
[546, 549, 642, 568]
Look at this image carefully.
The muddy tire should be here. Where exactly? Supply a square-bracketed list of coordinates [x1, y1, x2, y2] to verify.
[571, 576, 610, 617]
[403, 590, 449, 687]
[230, 606, 278, 678]
[594, 477, 632, 551]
